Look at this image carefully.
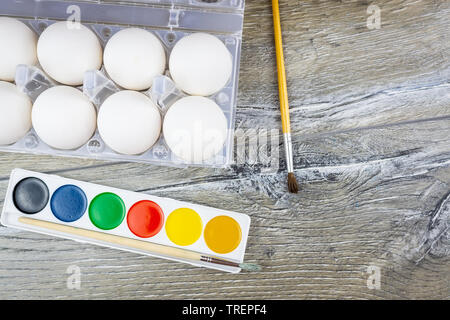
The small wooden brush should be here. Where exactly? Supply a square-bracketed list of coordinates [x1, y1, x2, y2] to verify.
[272, 0, 299, 193]
[19, 217, 261, 272]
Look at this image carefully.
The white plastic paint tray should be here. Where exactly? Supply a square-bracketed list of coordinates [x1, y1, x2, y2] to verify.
[1, 169, 251, 272]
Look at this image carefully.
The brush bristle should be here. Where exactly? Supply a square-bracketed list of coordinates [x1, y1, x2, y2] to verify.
[239, 263, 262, 272]
[288, 172, 299, 193]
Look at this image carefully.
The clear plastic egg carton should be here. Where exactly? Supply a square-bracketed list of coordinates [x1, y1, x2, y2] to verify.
[0, 0, 245, 168]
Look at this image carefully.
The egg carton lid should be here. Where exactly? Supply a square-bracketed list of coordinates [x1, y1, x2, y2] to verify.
[0, 0, 245, 35]
[117, 0, 245, 11]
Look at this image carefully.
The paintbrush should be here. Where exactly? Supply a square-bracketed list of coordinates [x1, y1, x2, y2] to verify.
[271, 0, 299, 193]
[19, 217, 261, 272]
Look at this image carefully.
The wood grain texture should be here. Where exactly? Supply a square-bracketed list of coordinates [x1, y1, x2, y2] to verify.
[0, 0, 449, 299]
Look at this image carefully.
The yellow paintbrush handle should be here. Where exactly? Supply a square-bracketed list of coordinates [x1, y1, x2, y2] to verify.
[272, 0, 295, 176]
[272, 0, 291, 134]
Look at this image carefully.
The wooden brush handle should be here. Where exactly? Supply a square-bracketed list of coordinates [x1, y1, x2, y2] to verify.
[272, 0, 291, 134]
[18, 217, 201, 261]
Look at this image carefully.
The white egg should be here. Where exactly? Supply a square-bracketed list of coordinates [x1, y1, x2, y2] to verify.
[0, 17, 37, 82]
[98, 91, 161, 155]
[104, 28, 166, 91]
[37, 22, 102, 86]
[32, 86, 97, 150]
[163, 96, 228, 163]
[0, 81, 32, 145]
[169, 33, 232, 96]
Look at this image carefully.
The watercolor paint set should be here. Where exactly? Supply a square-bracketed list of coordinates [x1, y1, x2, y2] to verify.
[1, 169, 251, 273]
[0, 0, 245, 168]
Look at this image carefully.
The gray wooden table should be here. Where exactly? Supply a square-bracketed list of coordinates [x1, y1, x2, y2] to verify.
[0, 0, 449, 299]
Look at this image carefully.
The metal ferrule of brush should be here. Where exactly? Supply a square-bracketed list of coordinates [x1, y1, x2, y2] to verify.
[201, 256, 240, 268]
[284, 133, 294, 173]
